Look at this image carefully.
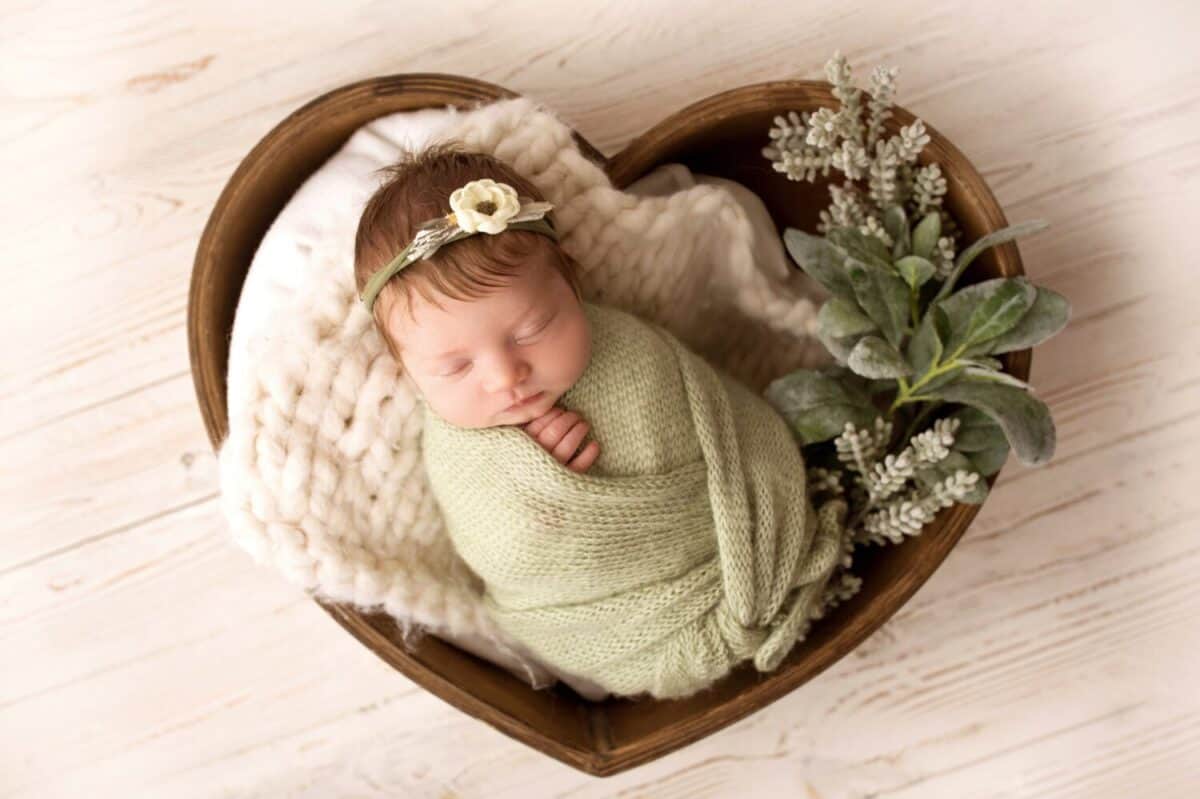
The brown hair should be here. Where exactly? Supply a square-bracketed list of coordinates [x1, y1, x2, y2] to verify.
[353, 141, 582, 364]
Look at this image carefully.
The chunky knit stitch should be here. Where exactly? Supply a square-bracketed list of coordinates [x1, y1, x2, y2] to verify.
[420, 302, 847, 699]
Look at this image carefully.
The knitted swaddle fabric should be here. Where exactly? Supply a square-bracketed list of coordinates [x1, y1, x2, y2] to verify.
[420, 302, 848, 700]
[218, 94, 834, 693]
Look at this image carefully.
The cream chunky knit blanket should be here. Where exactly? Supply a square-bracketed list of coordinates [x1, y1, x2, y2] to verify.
[218, 94, 831, 695]
[422, 302, 848, 699]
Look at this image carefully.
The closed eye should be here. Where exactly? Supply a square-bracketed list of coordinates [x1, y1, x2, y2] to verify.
[516, 312, 556, 344]
[439, 361, 471, 377]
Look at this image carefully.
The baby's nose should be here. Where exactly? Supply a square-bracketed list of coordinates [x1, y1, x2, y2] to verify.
[483, 355, 531, 391]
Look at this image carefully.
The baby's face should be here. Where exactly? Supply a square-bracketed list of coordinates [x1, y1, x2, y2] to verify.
[385, 257, 591, 428]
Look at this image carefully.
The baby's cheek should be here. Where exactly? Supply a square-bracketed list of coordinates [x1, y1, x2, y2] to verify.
[540, 336, 580, 385]
[431, 395, 480, 428]
[560, 315, 592, 383]
[411, 378, 457, 421]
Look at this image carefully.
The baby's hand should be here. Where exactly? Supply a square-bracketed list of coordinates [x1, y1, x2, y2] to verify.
[521, 407, 601, 473]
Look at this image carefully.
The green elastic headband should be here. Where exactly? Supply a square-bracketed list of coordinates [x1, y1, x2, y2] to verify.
[359, 216, 560, 314]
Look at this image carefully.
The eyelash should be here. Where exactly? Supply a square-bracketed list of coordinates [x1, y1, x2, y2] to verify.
[438, 315, 555, 377]
[516, 315, 554, 344]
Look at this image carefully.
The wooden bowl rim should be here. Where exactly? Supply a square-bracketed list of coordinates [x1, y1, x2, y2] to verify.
[188, 72, 1031, 777]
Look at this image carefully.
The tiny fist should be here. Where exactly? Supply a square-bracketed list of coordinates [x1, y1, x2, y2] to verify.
[567, 439, 601, 473]
[520, 406, 599, 472]
[522, 407, 564, 437]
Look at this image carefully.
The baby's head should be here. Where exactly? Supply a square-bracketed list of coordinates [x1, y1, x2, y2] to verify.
[354, 142, 591, 429]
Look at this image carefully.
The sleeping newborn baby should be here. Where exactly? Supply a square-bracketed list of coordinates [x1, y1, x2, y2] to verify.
[353, 142, 849, 700]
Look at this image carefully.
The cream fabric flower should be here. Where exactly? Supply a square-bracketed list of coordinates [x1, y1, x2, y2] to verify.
[448, 179, 522, 234]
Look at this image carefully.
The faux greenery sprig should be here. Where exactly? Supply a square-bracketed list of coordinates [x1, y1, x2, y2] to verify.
[761, 51, 1071, 546]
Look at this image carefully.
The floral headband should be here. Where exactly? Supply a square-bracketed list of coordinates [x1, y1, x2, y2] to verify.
[359, 178, 559, 314]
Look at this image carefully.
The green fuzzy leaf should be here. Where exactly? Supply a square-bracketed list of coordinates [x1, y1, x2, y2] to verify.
[765, 367, 858, 410]
[847, 259, 911, 349]
[818, 297, 878, 338]
[962, 279, 1036, 348]
[895, 255, 937, 289]
[949, 405, 1012, 477]
[912, 212, 941, 259]
[848, 336, 914, 379]
[816, 325, 866, 366]
[919, 364, 969, 395]
[763, 368, 880, 445]
[913, 451, 989, 504]
[939, 379, 1057, 465]
[815, 363, 877, 405]
[794, 404, 882, 447]
[905, 304, 948, 376]
[953, 219, 1050, 276]
[949, 407, 1008, 452]
[827, 227, 894, 271]
[937, 219, 1051, 301]
[965, 442, 1011, 477]
[883, 205, 910, 256]
[962, 365, 1031, 391]
[933, 304, 953, 344]
[961, 356, 1004, 371]
[783, 229, 856, 300]
[939, 277, 1036, 357]
[987, 286, 1072, 354]
[947, 406, 1012, 477]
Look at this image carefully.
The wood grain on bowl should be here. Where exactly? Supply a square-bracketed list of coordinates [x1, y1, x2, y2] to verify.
[188, 73, 1031, 777]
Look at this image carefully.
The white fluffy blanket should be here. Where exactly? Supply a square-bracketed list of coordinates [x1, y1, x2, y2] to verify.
[218, 95, 829, 697]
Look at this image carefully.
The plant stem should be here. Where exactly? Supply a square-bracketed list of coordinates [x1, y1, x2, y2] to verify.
[847, 503, 870, 534]
[932, 265, 963, 304]
[889, 339, 971, 415]
[900, 401, 943, 445]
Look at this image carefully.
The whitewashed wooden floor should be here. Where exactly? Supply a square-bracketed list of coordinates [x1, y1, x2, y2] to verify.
[3, 0, 1198, 796]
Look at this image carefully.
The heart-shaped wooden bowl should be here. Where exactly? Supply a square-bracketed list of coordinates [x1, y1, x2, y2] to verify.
[189, 73, 1030, 777]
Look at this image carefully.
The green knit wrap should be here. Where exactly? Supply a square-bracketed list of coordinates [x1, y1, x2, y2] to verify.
[420, 302, 849, 700]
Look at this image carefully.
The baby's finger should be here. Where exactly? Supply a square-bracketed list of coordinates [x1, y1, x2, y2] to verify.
[566, 440, 601, 473]
[552, 421, 590, 463]
[523, 407, 564, 437]
[536, 410, 581, 447]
